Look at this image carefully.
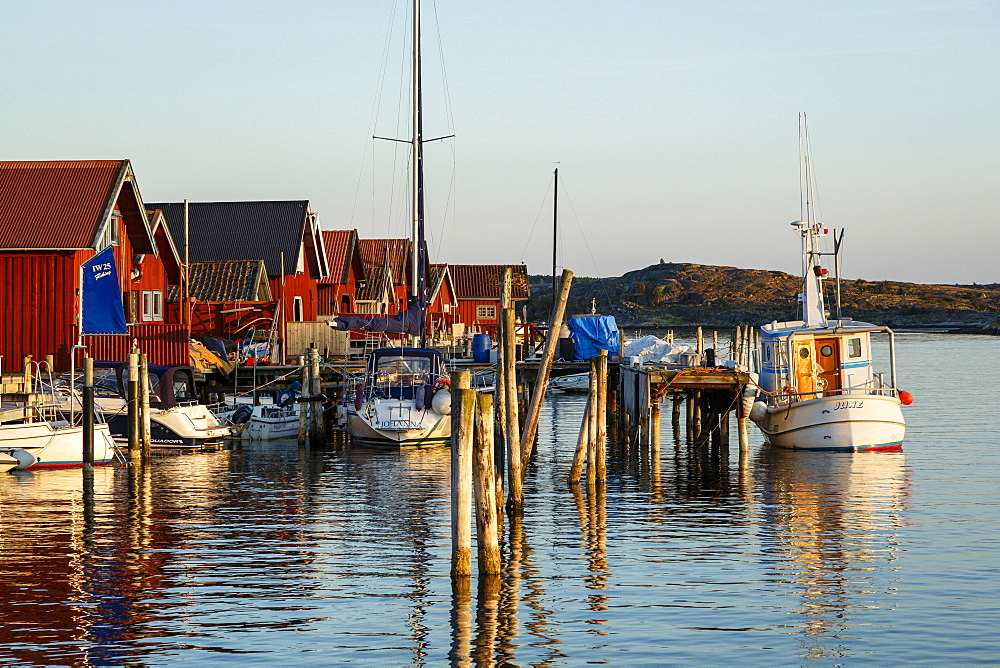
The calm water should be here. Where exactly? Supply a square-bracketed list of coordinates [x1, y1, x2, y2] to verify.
[0, 333, 996, 665]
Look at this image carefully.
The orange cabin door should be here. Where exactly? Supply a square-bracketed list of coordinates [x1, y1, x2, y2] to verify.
[814, 337, 842, 396]
[794, 342, 819, 398]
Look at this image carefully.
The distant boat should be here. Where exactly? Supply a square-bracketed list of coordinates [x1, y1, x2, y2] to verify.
[217, 397, 301, 441]
[749, 115, 909, 451]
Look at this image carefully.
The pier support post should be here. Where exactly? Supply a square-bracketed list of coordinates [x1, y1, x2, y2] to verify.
[82, 357, 94, 469]
[569, 402, 590, 484]
[651, 403, 661, 453]
[139, 353, 151, 457]
[503, 307, 522, 513]
[127, 350, 140, 458]
[451, 371, 473, 577]
[474, 393, 501, 575]
[595, 350, 608, 482]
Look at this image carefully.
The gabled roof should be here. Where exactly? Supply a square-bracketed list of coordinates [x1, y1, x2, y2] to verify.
[148, 210, 182, 285]
[428, 264, 456, 304]
[450, 264, 530, 300]
[355, 266, 393, 303]
[185, 260, 272, 302]
[319, 229, 365, 285]
[149, 200, 329, 280]
[0, 159, 156, 253]
[358, 238, 411, 285]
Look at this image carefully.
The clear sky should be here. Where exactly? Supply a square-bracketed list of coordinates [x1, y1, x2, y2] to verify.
[1, 1, 997, 285]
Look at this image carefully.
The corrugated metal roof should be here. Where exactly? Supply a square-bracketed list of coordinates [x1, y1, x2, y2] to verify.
[450, 264, 530, 300]
[359, 238, 411, 285]
[149, 200, 313, 278]
[0, 160, 126, 249]
[185, 260, 271, 301]
[320, 229, 359, 285]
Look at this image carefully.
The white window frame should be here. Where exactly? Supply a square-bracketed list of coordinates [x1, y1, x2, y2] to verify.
[476, 304, 497, 321]
[141, 290, 163, 322]
[293, 296, 304, 322]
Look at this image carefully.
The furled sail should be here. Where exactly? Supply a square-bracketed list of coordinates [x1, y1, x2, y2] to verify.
[328, 299, 422, 335]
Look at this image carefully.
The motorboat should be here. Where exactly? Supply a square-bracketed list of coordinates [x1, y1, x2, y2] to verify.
[216, 397, 301, 441]
[346, 348, 451, 448]
[749, 116, 909, 451]
[60, 362, 232, 449]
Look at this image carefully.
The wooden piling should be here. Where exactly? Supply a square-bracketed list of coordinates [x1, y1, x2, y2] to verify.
[503, 307, 523, 512]
[82, 357, 94, 469]
[298, 349, 309, 445]
[309, 347, 323, 442]
[696, 326, 704, 355]
[595, 350, 608, 482]
[139, 353, 151, 457]
[520, 269, 573, 476]
[474, 393, 501, 575]
[586, 360, 598, 485]
[450, 371, 473, 577]
[127, 351, 140, 457]
[569, 402, 590, 484]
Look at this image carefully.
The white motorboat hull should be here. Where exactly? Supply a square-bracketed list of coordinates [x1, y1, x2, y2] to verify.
[218, 403, 302, 441]
[347, 401, 450, 448]
[0, 422, 118, 469]
[754, 394, 905, 451]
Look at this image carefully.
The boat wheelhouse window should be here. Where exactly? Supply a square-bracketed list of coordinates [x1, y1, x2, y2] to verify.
[123, 370, 162, 403]
[172, 371, 196, 402]
[848, 338, 862, 358]
[93, 369, 121, 398]
[374, 356, 433, 386]
[798, 346, 812, 359]
[819, 344, 834, 357]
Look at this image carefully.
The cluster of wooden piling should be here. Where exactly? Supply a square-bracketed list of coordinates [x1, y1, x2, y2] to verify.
[451, 269, 577, 577]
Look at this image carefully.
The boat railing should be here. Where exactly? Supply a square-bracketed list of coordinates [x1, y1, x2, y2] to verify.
[767, 383, 899, 407]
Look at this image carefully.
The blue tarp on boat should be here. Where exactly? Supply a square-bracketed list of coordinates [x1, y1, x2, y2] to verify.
[568, 315, 619, 360]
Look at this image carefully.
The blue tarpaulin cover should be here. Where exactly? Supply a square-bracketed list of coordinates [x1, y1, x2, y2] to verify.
[568, 315, 619, 360]
[81, 247, 128, 335]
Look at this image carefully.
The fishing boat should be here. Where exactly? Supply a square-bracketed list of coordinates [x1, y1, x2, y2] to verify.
[58, 362, 232, 449]
[749, 116, 910, 451]
[1, 366, 118, 470]
[330, 0, 452, 448]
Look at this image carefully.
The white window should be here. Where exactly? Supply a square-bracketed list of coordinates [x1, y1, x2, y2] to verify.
[141, 290, 163, 322]
[293, 296, 304, 322]
[97, 212, 121, 250]
[443, 303, 450, 313]
[848, 338, 862, 358]
[476, 304, 496, 320]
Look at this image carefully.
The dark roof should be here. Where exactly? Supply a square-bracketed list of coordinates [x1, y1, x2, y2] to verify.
[0, 160, 155, 253]
[185, 260, 272, 301]
[149, 200, 327, 279]
[450, 264, 530, 300]
[356, 266, 392, 303]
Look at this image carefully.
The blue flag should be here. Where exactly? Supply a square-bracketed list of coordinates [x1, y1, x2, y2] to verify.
[81, 247, 128, 335]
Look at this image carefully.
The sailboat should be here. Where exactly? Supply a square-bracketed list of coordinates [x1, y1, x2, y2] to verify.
[330, 0, 452, 448]
[749, 115, 910, 451]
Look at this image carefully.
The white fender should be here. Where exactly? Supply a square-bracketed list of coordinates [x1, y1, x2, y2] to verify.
[11, 449, 39, 470]
[749, 401, 768, 423]
[431, 389, 452, 415]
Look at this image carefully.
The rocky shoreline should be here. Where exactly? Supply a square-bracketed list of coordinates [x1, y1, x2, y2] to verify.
[526, 262, 999, 333]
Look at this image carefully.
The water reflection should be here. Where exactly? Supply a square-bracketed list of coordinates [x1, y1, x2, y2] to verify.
[755, 447, 910, 659]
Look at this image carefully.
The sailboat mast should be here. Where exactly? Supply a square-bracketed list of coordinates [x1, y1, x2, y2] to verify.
[411, 0, 427, 347]
[552, 167, 558, 303]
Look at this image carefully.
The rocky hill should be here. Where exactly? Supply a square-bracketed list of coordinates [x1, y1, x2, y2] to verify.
[526, 262, 1000, 332]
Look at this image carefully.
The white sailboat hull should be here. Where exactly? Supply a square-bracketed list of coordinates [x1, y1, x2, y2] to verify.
[754, 394, 905, 451]
[0, 422, 118, 470]
[347, 400, 450, 448]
